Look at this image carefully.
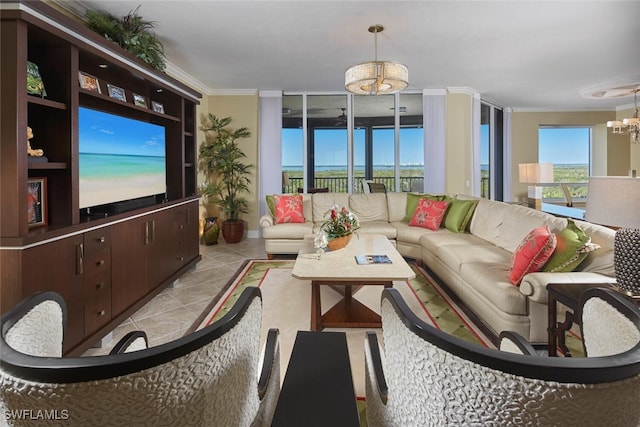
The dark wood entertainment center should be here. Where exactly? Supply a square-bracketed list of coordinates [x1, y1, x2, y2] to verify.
[1, 1, 202, 355]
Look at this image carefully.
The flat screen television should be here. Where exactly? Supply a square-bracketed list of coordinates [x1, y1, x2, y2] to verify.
[79, 106, 167, 212]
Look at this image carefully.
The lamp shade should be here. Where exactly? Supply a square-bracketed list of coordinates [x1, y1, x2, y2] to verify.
[585, 176, 640, 228]
[518, 163, 554, 184]
[345, 61, 408, 95]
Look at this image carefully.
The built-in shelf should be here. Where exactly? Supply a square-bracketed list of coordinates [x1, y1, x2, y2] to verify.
[79, 89, 181, 122]
[28, 161, 67, 170]
[27, 95, 67, 110]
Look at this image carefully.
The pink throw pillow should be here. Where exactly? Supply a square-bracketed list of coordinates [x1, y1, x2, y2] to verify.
[409, 199, 449, 230]
[273, 194, 305, 224]
[509, 226, 557, 285]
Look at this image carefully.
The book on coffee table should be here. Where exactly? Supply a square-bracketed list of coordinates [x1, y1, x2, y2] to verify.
[355, 254, 392, 265]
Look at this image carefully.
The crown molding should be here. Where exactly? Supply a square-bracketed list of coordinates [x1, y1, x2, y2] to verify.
[208, 89, 259, 96]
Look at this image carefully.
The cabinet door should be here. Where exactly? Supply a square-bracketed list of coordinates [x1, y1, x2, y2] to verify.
[110, 216, 150, 315]
[22, 235, 84, 353]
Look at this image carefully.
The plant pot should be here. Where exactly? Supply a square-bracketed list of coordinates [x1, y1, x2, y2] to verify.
[222, 220, 244, 244]
[327, 234, 352, 251]
[201, 216, 219, 245]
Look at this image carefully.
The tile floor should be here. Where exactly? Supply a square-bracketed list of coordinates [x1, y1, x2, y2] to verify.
[83, 238, 267, 356]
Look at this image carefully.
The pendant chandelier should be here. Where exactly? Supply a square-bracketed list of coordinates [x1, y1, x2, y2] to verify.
[345, 25, 408, 96]
[607, 89, 640, 144]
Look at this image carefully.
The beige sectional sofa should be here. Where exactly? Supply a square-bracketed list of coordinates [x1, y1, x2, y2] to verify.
[259, 192, 616, 343]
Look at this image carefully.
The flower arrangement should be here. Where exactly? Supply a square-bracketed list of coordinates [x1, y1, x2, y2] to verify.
[320, 205, 360, 239]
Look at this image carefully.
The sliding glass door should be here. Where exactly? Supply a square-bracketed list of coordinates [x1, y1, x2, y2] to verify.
[282, 92, 423, 193]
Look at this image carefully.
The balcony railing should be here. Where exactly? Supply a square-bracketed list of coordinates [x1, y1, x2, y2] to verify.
[283, 176, 425, 193]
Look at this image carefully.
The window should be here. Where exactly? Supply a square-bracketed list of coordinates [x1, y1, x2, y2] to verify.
[282, 93, 423, 193]
[538, 127, 591, 200]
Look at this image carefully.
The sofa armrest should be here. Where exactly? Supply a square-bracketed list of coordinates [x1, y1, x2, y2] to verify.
[364, 331, 388, 404]
[256, 328, 280, 426]
[259, 214, 274, 228]
[519, 272, 616, 304]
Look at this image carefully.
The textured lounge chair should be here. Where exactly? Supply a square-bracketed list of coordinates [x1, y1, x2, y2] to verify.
[365, 287, 640, 426]
[0, 287, 279, 427]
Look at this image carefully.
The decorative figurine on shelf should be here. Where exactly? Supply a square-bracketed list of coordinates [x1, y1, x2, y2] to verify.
[27, 127, 44, 157]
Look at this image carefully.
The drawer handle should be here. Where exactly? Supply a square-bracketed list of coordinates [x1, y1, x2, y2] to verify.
[96, 260, 105, 267]
[97, 236, 105, 243]
[177, 256, 184, 261]
[96, 282, 105, 290]
[97, 310, 106, 317]
[179, 224, 184, 230]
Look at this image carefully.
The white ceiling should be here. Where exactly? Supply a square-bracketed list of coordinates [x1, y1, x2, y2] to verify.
[73, 0, 640, 111]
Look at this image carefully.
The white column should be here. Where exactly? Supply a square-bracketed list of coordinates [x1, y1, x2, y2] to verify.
[503, 107, 513, 201]
[423, 89, 447, 193]
[258, 90, 282, 229]
[471, 92, 481, 196]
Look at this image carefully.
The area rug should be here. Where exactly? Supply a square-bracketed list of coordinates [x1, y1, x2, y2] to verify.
[190, 259, 494, 399]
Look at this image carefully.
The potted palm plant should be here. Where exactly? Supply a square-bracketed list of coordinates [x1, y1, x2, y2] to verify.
[198, 114, 253, 243]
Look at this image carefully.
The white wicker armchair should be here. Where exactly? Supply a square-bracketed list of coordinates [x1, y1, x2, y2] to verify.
[0, 287, 279, 427]
[365, 287, 640, 427]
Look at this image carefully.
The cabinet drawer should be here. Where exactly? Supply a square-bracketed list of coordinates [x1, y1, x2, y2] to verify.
[84, 229, 111, 254]
[85, 281, 112, 336]
[83, 248, 111, 277]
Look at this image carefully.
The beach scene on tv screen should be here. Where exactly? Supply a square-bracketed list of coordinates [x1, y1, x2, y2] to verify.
[79, 107, 166, 209]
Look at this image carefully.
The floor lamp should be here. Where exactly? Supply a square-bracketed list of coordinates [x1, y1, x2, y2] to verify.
[585, 176, 640, 296]
[519, 163, 554, 209]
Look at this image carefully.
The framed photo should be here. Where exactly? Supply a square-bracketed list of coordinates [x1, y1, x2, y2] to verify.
[78, 71, 101, 94]
[27, 61, 47, 97]
[133, 93, 148, 108]
[27, 177, 47, 228]
[152, 101, 164, 114]
[107, 84, 127, 102]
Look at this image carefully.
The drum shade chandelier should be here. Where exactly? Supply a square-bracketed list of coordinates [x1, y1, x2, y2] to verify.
[607, 89, 640, 144]
[345, 25, 408, 96]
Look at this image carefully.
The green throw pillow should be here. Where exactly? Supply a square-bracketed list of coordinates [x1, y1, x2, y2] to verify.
[266, 195, 275, 217]
[443, 199, 478, 233]
[543, 219, 595, 272]
[403, 193, 447, 222]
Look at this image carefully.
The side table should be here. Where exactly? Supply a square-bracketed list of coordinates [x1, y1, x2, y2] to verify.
[547, 283, 615, 357]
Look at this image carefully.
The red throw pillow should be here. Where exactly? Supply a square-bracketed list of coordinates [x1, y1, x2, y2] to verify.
[409, 198, 449, 230]
[273, 194, 305, 224]
[509, 226, 557, 285]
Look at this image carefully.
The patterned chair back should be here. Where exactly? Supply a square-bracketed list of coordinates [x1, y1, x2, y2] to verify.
[0, 287, 279, 427]
[365, 288, 640, 427]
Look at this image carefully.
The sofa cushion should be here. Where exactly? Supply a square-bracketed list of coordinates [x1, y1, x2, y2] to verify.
[386, 192, 408, 222]
[496, 204, 566, 253]
[460, 262, 527, 315]
[393, 221, 436, 245]
[402, 193, 447, 222]
[348, 193, 389, 223]
[273, 194, 305, 224]
[543, 219, 599, 272]
[358, 221, 397, 239]
[509, 226, 557, 285]
[409, 199, 449, 230]
[443, 199, 478, 233]
[311, 193, 350, 224]
[469, 198, 508, 246]
[419, 230, 494, 256]
[436, 244, 512, 274]
[262, 222, 314, 239]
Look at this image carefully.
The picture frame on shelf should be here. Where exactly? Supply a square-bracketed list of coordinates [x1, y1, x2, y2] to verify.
[133, 93, 148, 108]
[152, 101, 164, 114]
[107, 84, 127, 102]
[27, 177, 47, 228]
[78, 71, 101, 93]
[27, 61, 47, 97]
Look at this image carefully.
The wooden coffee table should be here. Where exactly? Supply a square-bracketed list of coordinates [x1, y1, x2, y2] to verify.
[292, 234, 415, 331]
